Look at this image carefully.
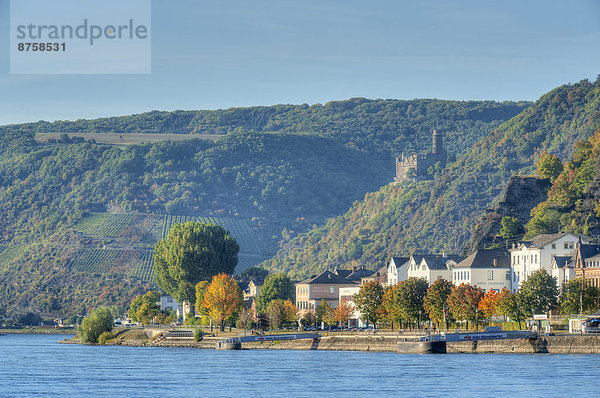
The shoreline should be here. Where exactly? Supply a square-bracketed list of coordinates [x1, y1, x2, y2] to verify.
[1, 328, 76, 335]
[59, 330, 600, 354]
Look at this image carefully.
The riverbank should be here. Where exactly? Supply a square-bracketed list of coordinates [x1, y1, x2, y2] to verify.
[61, 329, 600, 354]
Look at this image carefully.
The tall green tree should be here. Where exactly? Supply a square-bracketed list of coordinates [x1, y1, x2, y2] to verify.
[256, 273, 294, 313]
[424, 278, 453, 329]
[496, 288, 527, 329]
[518, 269, 558, 316]
[79, 308, 114, 344]
[154, 222, 239, 304]
[559, 279, 600, 315]
[397, 277, 429, 328]
[354, 280, 385, 326]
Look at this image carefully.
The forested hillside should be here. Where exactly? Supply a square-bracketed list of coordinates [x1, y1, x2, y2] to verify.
[0, 98, 525, 316]
[264, 79, 600, 279]
[526, 131, 600, 238]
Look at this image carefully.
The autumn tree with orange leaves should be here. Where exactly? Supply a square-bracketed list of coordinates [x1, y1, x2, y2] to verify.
[203, 273, 243, 331]
[334, 300, 355, 326]
[448, 283, 484, 331]
[478, 289, 501, 327]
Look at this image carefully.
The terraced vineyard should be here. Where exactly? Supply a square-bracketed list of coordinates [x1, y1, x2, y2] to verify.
[132, 250, 155, 283]
[236, 254, 269, 274]
[75, 213, 163, 243]
[69, 248, 150, 275]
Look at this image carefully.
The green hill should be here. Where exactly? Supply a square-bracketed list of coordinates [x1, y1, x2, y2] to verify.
[0, 98, 527, 316]
[264, 78, 600, 279]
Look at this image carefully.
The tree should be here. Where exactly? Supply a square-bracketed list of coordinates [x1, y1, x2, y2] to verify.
[315, 300, 333, 326]
[478, 289, 500, 319]
[255, 273, 294, 313]
[195, 281, 210, 316]
[397, 277, 429, 329]
[536, 151, 563, 182]
[496, 288, 527, 329]
[559, 279, 600, 315]
[518, 269, 558, 316]
[448, 284, 484, 331]
[334, 300, 354, 327]
[353, 280, 385, 326]
[202, 273, 243, 332]
[382, 284, 403, 329]
[499, 216, 524, 240]
[265, 299, 297, 329]
[128, 291, 161, 324]
[424, 278, 453, 330]
[239, 266, 269, 282]
[79, 308, 114, 344]
[154, 222, 239, 304]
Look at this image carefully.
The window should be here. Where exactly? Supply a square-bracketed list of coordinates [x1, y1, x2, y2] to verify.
[569, 242, 574, 249]
[329, 287, 335, 294]
[506, 271, 511, 281]
[488, 270, 493, 280]
[564, 242, 569, 249]
[551, 243, 556, 249]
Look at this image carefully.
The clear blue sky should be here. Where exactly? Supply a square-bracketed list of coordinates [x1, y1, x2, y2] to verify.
[1, 0, 599, 125]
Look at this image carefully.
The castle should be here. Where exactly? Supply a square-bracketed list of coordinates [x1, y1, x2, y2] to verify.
[395, 130, 447, 182]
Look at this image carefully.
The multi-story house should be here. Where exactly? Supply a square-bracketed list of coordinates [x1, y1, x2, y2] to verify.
[406, 254, 464, 285]
[509, 233, 587, 291]
[386, 256, 410, 285]
[295, 270, 357, 311]
[452, 248, 512, 291]
[573, 242, 600, 288]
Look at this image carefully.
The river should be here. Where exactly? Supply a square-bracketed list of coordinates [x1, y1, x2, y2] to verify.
[1, 334, 599, 397]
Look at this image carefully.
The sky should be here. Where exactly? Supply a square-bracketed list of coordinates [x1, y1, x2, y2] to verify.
[0, 0, 599, 125]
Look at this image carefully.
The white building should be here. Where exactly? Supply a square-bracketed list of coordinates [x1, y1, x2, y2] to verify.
[386, 256, 410, 285]
[509, 233, 588, 291]
[338, 286, 366, 328]
[452, 248, 512, 292]
[159, 294, 180, 312]
[551, 255, 575, 287]
[407, 254, 464, 285]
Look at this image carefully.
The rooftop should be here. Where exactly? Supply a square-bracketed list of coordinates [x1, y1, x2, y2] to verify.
[297, 270, 358, 285]
[455, 248, 510, 269]
[415, 254, 465, 270]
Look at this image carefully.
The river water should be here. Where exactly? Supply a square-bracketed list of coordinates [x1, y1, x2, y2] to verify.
[1, 334, 599, 397]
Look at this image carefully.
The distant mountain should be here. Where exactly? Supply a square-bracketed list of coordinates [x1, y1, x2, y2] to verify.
[264, 78, 600, 279]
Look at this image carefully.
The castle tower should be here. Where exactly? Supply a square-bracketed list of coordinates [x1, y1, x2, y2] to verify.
[432, 129, 444, 154]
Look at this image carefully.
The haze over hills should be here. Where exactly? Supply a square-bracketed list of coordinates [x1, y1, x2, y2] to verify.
[264, 78, 600, 279]
[0, 97, 532, 316]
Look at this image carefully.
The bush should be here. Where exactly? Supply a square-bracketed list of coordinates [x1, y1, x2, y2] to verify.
[194, 328, 204, 342]
[184, 314, 202, 325]
[98, 331, 114, 345]
[79, 308, 114, 344]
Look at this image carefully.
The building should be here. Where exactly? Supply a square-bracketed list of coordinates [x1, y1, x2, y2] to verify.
[386, 256, 410, 285]
[406, 254, 464, 285]
[452, 248, 512, 291]
[395, 130, 448, 181]
[159, 294, 181, 313]
[573, 242, 600, 288]
[551, 255, 575, 287]
[361, 265, 388, 285]
[295, 270, 357, 311]
[338, 286, 366, 328]
[510, 233, 588, 291]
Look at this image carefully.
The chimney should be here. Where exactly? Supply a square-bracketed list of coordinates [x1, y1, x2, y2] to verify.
[493, 259, 497, 267]
[442, 252, 447, 258]
[352, 266, 356, 273]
